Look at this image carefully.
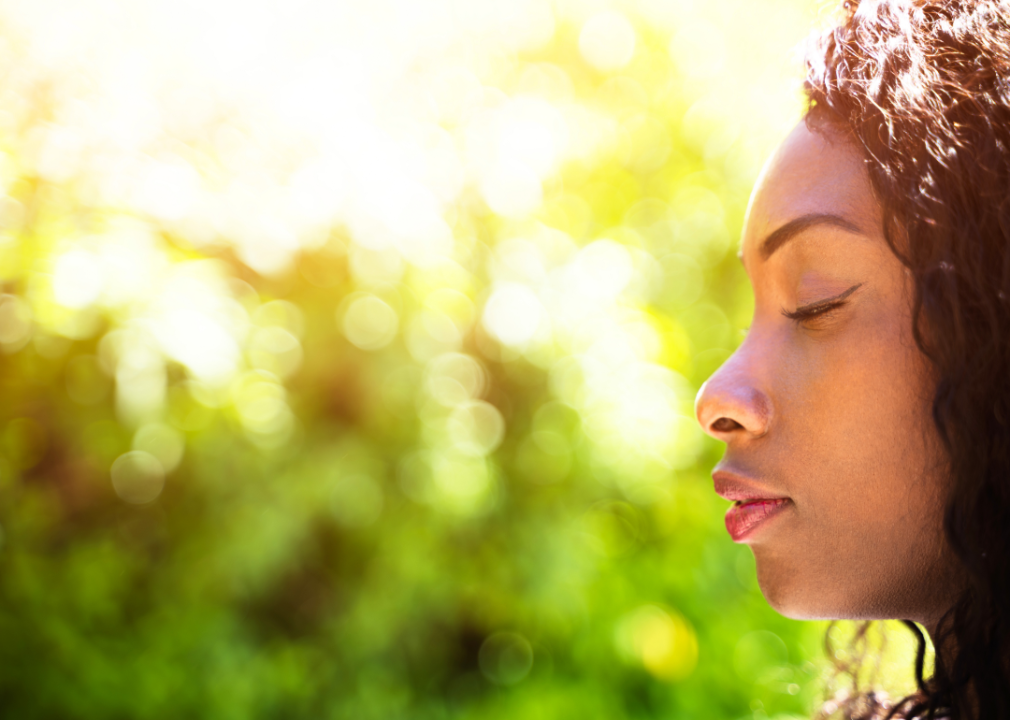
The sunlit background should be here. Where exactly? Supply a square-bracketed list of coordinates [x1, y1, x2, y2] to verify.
[0, 0, 923, 717]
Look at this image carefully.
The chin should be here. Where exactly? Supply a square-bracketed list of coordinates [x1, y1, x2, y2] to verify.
[757, 574, 815, 619]
[753, 552, 907, 622]
[753, 551, 848, 621]
[760, 586, 834, 620]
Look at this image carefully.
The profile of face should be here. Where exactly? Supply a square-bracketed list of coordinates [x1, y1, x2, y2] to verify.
[695, 121, 959, 626]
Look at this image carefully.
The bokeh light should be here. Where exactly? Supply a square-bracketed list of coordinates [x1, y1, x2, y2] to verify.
[110, 450, 165, 504]
[0, 0, 927, 717]
[615, 604, 700, 681]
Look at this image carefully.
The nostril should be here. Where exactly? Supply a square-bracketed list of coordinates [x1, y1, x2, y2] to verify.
[711, 416, 744, 433]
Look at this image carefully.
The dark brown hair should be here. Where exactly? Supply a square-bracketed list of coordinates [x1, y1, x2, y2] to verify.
[804, 1, 1010, 718]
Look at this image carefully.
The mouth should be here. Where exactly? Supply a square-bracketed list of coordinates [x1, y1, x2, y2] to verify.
[724, 498, 791, 542]
[713, 470, 792, 543]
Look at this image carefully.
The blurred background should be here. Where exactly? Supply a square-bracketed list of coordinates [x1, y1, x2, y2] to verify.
[0, 0, 921, 718]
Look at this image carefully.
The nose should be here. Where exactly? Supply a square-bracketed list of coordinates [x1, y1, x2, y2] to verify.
[695, 345, 773, 442]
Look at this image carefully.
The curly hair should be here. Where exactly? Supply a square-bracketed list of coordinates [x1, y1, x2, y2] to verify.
[803, 1, 1010, 718]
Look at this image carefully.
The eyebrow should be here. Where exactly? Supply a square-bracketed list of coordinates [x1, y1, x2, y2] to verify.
[759, 213, 865, 261]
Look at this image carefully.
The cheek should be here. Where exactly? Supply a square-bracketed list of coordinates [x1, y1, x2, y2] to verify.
[780, 308, 933, 494]
[801, 329, 937, 512]
[759, 311, 947, 616]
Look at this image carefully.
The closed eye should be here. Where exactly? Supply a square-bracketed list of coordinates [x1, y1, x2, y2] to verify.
[782, 283, 862, 322]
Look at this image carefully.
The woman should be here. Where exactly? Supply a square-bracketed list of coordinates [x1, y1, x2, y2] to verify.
[694, 1, 1010, 718]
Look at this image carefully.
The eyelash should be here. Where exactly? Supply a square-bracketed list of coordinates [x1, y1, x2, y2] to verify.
[781, 284, 863, 325]
[781, 300, 848, 324]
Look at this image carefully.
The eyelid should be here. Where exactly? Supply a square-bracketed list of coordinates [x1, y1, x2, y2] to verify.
[783, 283, 863, 320]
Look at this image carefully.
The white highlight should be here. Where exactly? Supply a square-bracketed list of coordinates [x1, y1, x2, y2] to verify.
[579, 12, 637, 72]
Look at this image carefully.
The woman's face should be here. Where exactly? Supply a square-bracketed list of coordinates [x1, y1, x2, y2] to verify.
[695, 121, 958, 625]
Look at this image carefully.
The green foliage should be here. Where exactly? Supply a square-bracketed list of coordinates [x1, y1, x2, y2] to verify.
[0, 1, 864, 718]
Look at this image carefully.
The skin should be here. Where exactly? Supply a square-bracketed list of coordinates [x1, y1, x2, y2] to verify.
[694, 121, 961, 627]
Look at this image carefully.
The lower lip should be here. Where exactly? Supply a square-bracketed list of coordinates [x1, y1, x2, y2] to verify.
[725, 498, 791, 542]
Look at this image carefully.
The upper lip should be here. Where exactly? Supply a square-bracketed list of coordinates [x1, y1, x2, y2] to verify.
[713, 469, 790, 503]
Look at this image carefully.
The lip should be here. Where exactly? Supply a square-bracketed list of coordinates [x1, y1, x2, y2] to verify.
[724, 498, 791, 542]
[713, 470, 792, 543]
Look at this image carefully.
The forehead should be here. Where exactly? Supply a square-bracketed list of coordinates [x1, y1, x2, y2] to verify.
[742, 121, 882, 256]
